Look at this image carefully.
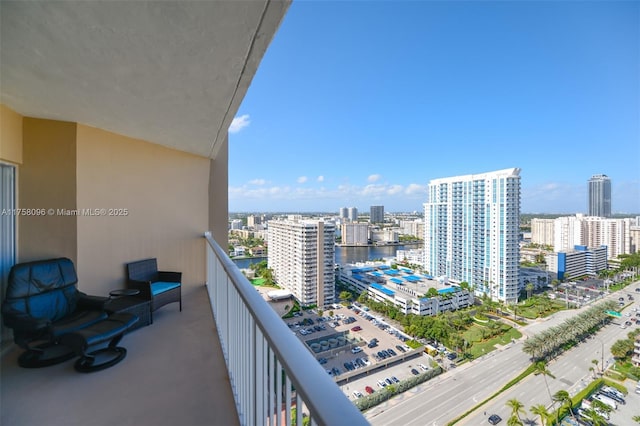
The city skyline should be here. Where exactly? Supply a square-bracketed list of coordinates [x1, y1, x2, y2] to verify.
[228, 1, 639, 214]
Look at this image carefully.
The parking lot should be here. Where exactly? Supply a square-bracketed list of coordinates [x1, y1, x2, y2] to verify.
[283, 303, 439, 400]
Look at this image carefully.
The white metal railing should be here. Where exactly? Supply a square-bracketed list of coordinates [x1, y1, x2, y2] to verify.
[204, 233, 369, 426]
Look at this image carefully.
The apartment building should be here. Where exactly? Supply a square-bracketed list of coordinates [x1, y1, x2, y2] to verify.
[424, 168, 521, 303]
[370, 205, 384, 224]
[588, 174, 612, 217]
[545, 245, 608, 280]
[268, 217, 336, 307]
[531, 218, 555, 246]
[341, 222, 369, 246]
[532, 214, 636, 259]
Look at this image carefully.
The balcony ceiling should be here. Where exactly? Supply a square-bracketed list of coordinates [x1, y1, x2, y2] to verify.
[0, 1, 289, 159]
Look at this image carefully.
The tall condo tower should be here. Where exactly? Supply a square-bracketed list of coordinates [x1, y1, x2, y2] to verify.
[370, 205, 384, 224]
[588, 174, 611, 217]
[347, 207, 358, 222]
[424, 168, 521, 303]
[267, 216, 336, 307]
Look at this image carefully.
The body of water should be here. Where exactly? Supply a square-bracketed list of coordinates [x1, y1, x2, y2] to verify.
[232, 243, 421, 269]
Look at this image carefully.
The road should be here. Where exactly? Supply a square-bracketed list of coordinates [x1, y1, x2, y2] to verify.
[365, 285, 639, 426]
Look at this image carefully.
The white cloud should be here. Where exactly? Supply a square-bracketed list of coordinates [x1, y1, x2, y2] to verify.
[387, 185, 404, 195]
[248, 179, 266, 185]
[229, 114, 250, 133]
[317, 176, 325, 182]
[405, 183, 427, 195]
[297, 176, 308, 183]
[368, 174, 381, 183]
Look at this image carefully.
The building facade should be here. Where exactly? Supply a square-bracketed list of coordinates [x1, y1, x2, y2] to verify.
[341, 223, 369, 246]
[268, 217, 336, 307]
[424, 168, 521, 303]
[347, 207, 358, 222]
[588, 174, 612, 217]
[370, 205, 384, 224]
[530, 218, 555, 247]
[545, 245, 608, 280]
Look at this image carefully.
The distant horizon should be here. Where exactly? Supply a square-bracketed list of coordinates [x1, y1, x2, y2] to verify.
[229, 210, 640, 217]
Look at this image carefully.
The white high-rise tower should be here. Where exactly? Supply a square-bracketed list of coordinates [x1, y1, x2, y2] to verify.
[267, 217, 336, 307]
[424, 168, 521, 303]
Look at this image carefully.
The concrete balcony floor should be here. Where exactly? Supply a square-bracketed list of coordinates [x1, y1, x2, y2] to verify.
[1, 285, 239, 426]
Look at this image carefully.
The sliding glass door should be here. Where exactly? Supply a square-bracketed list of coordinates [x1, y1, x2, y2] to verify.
[0, 163, 16, 343]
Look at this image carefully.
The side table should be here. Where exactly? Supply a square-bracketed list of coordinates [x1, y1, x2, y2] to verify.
[105, 290, 152, 333]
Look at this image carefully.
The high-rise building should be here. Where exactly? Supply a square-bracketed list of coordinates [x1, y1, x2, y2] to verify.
[339, 207, 348, 220]
[588, 174, 611, 217]
[424, 168, 521, 303]
[341, 223, 369, 245]
[370, 205, 384, 223]
[267, 216, 336, 307]
[347, 207, 358, 222]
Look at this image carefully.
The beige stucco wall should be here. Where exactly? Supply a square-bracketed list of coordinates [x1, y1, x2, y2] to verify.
[0, 105, 23, 164]
[18, 118, 78, 263]
[209, 135, 229, 250]
[75, 124, 210, 295]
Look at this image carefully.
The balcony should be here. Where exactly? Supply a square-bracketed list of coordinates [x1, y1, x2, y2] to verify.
[1, 282, 239, 426]
[1, 235, 368, 426]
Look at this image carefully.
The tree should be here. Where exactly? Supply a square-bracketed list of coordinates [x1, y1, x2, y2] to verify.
[534, 360, 555, 406]
[339, 291, 353, 303]
[611, 338, 634, 359]
[506, 398, 525, 421]
[530, 404, 549, 426]
[425, 288, 439, 298]
[507, 415, 523, 426]
[582, 408, 607, 426]
[552, 390, 575, 422]
[525, 282, 534, 299]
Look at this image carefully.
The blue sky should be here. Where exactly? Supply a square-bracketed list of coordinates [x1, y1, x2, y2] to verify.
[229, 0, 639, 214]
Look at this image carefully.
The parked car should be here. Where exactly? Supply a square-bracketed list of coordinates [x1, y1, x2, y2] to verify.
[352, 390, 363, 398]
[411, 368, 419, 375]
[365, 386, 374, 394]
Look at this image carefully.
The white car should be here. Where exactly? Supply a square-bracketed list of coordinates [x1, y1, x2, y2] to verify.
[351, 347, 363, 354]
[352, 390, 363, 398]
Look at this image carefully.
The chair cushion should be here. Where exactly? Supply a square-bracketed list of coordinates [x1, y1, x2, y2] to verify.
[150, 282, 180, 296]
[50, 310, 109, 338]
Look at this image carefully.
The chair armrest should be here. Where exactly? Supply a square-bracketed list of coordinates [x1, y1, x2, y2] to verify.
[77, 292, 109, 310]
[158, 271, 182, 283]
[127, 279, 153, 299]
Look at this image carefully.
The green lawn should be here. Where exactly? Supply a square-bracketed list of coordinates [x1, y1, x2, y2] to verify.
[515, 300, 565, 319]
[463, 325, 522, 359]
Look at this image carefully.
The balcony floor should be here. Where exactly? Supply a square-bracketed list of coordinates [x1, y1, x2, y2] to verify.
[1, 285, 239, 426]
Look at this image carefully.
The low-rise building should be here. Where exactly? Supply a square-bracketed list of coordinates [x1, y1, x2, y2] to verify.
[338, 262, 474, 316]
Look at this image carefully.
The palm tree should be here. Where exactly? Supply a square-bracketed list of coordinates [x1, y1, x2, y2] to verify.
[533, 360, 555, 404]
[526, 282, 535, 299]
[506, 398, 525, 421]
[552, 390, 575, 422]
[582, 408, 607, 426]
[507, 415, 523, 426]
[530, 404, 549, 426]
